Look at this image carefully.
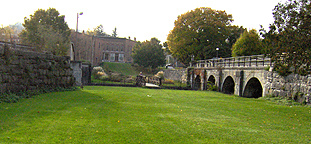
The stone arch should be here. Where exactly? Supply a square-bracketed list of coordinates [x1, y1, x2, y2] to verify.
[222, 76, 235, 94]
[194, 75, 201, 90]
[243, 77, 263, 98]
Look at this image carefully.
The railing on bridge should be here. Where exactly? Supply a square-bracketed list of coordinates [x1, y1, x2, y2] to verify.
[0, 41, 35, 52]
[194, 55, 271, 68]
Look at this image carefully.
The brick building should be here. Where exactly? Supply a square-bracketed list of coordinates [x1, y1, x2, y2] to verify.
[71, 32, 136, 66]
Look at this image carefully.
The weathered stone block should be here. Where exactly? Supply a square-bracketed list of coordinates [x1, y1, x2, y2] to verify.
[284, 83, 291, 91]
[273, 90, 280, 97]
[279, 90, 287, 97]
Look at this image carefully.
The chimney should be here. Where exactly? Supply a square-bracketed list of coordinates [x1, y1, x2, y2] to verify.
[128, 36, 131, 40]
[134, 37, 136, 41]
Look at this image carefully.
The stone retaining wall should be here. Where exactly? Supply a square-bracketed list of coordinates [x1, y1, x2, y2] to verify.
[0, 45, 75, 94]
[163, 69, 187, 83]
[265, 72, 311, 103]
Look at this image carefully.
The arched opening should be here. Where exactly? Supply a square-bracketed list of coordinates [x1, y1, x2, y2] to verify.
[222, 76, 235, 94]
[206, 75, 216, 91]
[243, 78, 263, 98]
[207, 75, 216, 85]
[194, 75, 201, 90]
[70, 43, 75, 61]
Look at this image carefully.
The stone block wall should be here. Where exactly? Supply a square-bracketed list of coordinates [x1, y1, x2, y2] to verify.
[70, 61, 82, 86]
[163, 69, 187, 83]
[265, 72, 311, 103]
[0, 46, 75, 94]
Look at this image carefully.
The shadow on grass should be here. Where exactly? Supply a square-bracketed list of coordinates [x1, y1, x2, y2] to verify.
[0, 89, 119, 140]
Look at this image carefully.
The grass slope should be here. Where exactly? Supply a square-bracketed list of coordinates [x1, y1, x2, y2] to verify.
[101, 62, 139, 76]
[1, 86, 311, 143]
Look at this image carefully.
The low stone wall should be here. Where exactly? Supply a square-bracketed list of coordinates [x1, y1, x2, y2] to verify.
[163, 69, 187, 83]
[265, 72, 311, 103]
[0, 45, 75, 94]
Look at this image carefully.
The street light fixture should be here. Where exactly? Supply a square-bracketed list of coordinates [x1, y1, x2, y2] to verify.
[76, 12, 83, 61]
[216, 47, 219, 58]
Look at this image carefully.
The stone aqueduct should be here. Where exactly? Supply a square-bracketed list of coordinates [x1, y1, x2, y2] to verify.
[188, 55, 272, 98]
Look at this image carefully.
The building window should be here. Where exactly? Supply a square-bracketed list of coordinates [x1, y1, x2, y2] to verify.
[119, 54, 124, 62]
[104, 53, 109, 60]
[110, 53, 115, 61]
[115, 53, 119, 62]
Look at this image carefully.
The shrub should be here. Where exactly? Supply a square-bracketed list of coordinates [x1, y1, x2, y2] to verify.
[0, 93, 20, 103]
[109, 73, 123, 82]
[163, 79, 175, 84]
[207, 81, 218, 91]
[155, 71, 164, 79]
[92, 66, 108, 79]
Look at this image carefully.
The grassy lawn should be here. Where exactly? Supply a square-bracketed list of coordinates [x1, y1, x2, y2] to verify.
[1, 86, 310, 143]
[101, 62, 139, 76]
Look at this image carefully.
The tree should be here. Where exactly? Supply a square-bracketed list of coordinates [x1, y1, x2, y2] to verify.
[0, 26, 13, 42]
[112, 27, 117, 37]
[37, 25, 68, 55]
[20, 8, 70, 55]
[87, 24, 111, 37]
[0, 23, 23, 43]
[167, 7, 245, 65]
[232, 29, 264, 57]
[132, 38, 166, 69]
[260, 0, 311, 76]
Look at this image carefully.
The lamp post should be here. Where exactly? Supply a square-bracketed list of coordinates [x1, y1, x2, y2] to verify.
[216, 47, 219, 58]
[76, 12, 83, 60]
[76, 12, 83, 34]
[190, 54, 195, 67]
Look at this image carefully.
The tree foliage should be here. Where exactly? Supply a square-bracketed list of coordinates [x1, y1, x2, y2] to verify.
[87, 24, 111, 37]
[232, 29, 264, 57]
[167, 7, 245, 65]
[0, 26, 14, 42]
[20, 8, 70, 55]
[260, 0, 311, 76]
[112, 27, 118, 37]
[0, 23, 23, 43]
[132, 38, 166, 69]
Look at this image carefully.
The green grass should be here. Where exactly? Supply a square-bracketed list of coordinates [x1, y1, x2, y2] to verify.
[101, 62, 139, 76]
[1, 86, 311, 143]
[162, 81, 188, 87]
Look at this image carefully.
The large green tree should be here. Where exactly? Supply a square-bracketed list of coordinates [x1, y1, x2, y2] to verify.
[132, 38, 166, 69]
[261, 0, 311, 76]
[167, 7, 245, 65]
[20, 8, 70, 55]
[232, 29, 264, 57]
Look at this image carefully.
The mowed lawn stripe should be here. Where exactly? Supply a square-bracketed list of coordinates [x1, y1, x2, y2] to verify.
[1, 86, 310, 143]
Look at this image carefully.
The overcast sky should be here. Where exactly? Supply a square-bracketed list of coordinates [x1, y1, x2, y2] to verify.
[1, 0, 284, 43]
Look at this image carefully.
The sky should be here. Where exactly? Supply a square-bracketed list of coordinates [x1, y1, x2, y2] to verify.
[1, 0, 284, 43]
